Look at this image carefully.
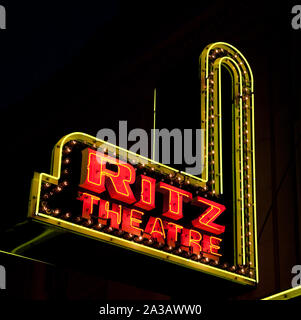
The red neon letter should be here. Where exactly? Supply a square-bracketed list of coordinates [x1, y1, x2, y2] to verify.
[134, 175, 156, 211]
[98, 199, 122, 229]
[79, 148, 136, 204]
[157, 182, 192, 220]
[191, 197, 226, 235]
[77, 192, 100, 219]
[202, 234, 222, 256]
[122, 208, 144, 236]
[164, 222, 183, 248]
[181, 228, 202, 255]
[144, 217, 166, 244]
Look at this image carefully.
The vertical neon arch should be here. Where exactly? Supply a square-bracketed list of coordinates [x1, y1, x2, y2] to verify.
[199, 42, 258, 281]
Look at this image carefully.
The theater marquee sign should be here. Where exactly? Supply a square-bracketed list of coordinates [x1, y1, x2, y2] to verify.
[28, 42, 258, 285]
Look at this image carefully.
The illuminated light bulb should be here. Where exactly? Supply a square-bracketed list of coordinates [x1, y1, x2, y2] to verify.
[45, 182, 51, 188]
[177, 177, 181, 181]
[64, 146, 72, 154]
[248, 222, 251, 226]
[205, 257, 209, 263]
[247, 203, 251, 207]
[70, 140, 77, 145]
[142, 163, 145, 167]
[116, 229, 123, 236]
[64, 212, 71, 219]
[245, 121, 248, 126]
[178, 248, 182, 253]
[211, 123, 214, 128]
[249, 271, 254, 276]
[249, 241, 252, 246]
[84, 219, 93, 226]
[187, 180, 190, 184]
[63, 158, 70, 165]
[203, 186, 207, 191]
[103, 148, 107, 152]
[92, 143, 97, 148]
[210, 105, 214, 110]
[231, 265, 236, 271]
[211, 160, 215, 165]
[168, 246, 173, 251]
[129, 233, 133, 238]
[53, 209, 60, 215]
[62, 181, 68, 186]
[197, 254, 201, 260]
[248, 231, 252, 236]
[151, 167, 155, 171]
[243, 70, 247, 74]
[241, 268, 245, 274]
[210, 114, 215, 119]
[74, 217, 82, 224]
[210, 80, 214, 84]
[148, 239, 153, 244]
[63, 169, 69, 175]
[107, 227, 113, 232]
[249, 261, 253, 265]
[56, 186, 62, 192]
[138, 236, 143, 241]
[212, 55, 216, 59]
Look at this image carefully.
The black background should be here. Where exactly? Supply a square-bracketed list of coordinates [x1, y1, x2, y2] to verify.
[0, 0, 300, 303]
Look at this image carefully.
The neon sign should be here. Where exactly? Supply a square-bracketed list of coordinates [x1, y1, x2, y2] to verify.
[28, 42, 258, 285]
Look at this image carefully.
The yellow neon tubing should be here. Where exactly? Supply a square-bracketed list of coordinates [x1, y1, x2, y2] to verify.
[199, 42, 258, 282]
[262, 286, 301, 300]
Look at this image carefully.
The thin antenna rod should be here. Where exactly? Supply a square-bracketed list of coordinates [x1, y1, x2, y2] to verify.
[152, 88, 156, 161]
